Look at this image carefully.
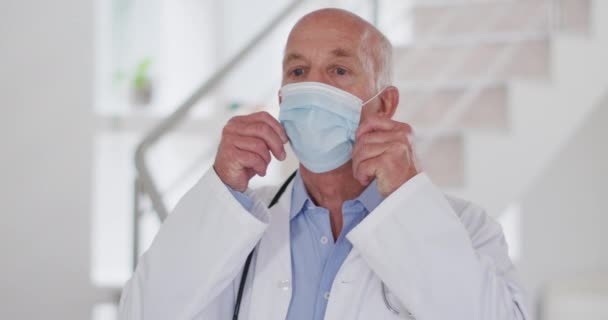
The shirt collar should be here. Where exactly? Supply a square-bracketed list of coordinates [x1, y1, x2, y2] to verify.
[289, 171, 385, 221]
[354, 178, 385, 213]
[290, 171, 309, 220]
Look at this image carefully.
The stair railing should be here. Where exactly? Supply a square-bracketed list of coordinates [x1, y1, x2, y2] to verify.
[130, 0, 568, 269]
[131, 0, 303, 268]
[415, 0, 564, 156]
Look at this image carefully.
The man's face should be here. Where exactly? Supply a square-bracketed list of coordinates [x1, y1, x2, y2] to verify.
[281, 17, 377, 104]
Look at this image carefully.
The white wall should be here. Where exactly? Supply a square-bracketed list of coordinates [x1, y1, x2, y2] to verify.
[518, 94, 608, 318]
[0, 0, 94, 319]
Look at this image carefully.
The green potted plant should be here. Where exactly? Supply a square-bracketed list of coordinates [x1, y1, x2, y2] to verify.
[130, 57, 154, 106]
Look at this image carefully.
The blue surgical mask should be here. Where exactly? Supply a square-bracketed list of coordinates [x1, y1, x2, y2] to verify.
[279, 81, 384, 173]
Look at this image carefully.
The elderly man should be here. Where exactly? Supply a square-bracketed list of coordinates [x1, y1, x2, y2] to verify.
[119, 8, 528, 320]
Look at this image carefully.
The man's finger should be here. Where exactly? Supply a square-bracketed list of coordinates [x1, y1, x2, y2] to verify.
[249, 111, 289, 143]
[356, 116, 412, 140]
[353, 155, 384, 186]
[356, 130, 408, 146]
[233, 136, 272, 164]
[239, 121, 286, 160]
[356, 115, 396, 139]
[235, 148, 268, 177]
[352, 141, 402, 176]
[353, 141, 399, 162]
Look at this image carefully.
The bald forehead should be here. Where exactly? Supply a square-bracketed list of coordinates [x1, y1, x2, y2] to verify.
[287, 8, 379, 47]
[294, 8, 370, 32]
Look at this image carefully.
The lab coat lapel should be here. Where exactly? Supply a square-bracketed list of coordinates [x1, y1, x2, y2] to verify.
[246, 181, 294, 320]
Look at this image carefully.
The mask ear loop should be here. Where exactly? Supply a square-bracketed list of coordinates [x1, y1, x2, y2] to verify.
[353, 87, 388, 142]
[361, 87, 388, 107]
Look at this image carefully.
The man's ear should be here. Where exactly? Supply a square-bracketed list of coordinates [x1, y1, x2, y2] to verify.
[278, 90, 283, 104]
[377, 86, 399, 119]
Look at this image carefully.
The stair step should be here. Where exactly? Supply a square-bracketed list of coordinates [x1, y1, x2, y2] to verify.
[412, 0, 590, 37]
[406, 31, 548, 49]
[413, 0, 506, 7]
[557, 0, 591, 33]
[415, 133, 465, 187]
[397, 84, 508, 130]
[393, 38, 549, 81]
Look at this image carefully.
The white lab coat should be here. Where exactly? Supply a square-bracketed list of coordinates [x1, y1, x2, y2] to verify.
[119, 169, 528, 320]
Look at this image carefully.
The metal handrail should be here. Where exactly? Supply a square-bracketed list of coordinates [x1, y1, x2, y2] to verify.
[133, 0, 303, 222]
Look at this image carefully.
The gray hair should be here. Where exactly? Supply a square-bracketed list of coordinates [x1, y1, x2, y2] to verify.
[360, 26, 394, 91]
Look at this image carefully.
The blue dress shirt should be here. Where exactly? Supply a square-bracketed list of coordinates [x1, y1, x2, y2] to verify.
[228, 171, 384, 320]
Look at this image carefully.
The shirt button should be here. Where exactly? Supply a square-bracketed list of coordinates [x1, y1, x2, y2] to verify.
[320, 236, 328, 244]
[277, 279, 290, 291]
[324, 292, 330, 300]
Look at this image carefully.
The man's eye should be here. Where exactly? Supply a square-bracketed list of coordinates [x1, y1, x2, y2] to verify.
[292, 68, 304, 76]
[336, 67, 347, 75]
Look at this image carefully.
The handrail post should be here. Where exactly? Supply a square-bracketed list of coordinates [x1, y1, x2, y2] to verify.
[371, 0, 380, 26]
[552, 0, 562, 32]
[132, 177, 141, 271]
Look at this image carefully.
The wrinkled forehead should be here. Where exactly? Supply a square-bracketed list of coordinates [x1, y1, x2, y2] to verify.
[283, 13, 370, 61]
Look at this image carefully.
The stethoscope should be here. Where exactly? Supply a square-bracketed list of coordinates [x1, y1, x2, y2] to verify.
[232, 171, 406, 319]
[381, 282, 400, 315]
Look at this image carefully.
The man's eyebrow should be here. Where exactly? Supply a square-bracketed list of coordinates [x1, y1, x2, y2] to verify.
[331, 48, 355, 58]
[283, 48, 355, 66]
[283, 53, 307, 66]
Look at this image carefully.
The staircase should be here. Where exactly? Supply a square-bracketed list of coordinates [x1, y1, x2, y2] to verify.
[130, 0, 608, 235]
[92, 0, 608, 316]
[393, 0, 607, 216]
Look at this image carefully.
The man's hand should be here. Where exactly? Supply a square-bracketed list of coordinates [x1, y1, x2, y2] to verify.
[214, 111, 288, 192]
[352, 115, 418, 197]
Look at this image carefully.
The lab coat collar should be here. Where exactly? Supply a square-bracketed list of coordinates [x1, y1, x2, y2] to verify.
[246, 175, 295, 320]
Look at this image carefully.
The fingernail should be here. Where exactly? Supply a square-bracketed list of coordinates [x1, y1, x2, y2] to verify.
[280, 150, 286, 161]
